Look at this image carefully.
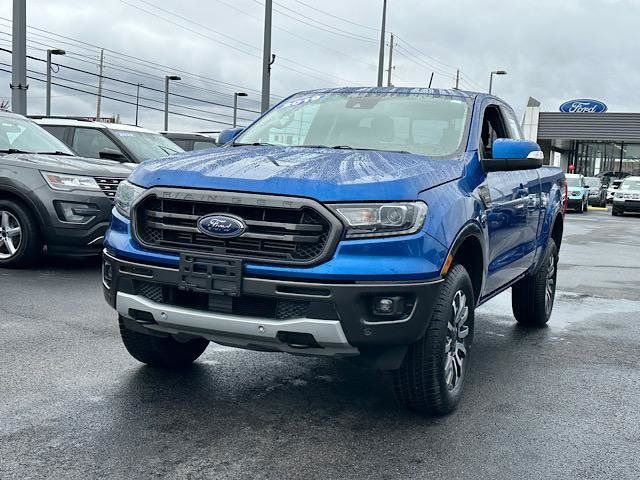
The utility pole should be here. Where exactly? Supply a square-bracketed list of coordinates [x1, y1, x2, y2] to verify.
[134, 83, 142, 126]
[261, 0, 273, 113]
[455, 69, 460, 89]
[386, 33, 394, 87]
[377, 0, 387, 87]
[96, 49, 104, 119]
[11, 0, 27, 114]
[46, 49, 65, 116]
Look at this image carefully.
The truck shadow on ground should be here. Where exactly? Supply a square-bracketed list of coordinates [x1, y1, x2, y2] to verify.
[97, 317, 559, 475]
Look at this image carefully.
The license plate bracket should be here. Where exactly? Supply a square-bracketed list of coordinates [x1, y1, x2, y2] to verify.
[178, 254, 242, 297]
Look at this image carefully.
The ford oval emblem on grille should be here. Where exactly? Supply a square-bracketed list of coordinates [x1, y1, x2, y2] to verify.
[197, 214, 246, 238]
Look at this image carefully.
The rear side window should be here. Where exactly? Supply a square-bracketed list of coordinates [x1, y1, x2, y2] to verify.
[71, 128, 122, 159]
[41, 125, 68, 143]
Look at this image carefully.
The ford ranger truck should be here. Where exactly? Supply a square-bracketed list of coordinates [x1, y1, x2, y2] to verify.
[103, 88, 565, 415]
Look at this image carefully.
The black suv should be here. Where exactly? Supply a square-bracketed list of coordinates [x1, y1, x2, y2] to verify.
[0, 112, 132, 267]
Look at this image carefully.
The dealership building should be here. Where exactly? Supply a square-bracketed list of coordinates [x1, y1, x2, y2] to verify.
[522, 98, 640, 178]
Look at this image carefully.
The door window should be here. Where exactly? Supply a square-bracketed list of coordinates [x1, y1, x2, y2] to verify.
[479, 105, 509, 159]
[71, 128, 123, 159]
[41, 125, 68, 143]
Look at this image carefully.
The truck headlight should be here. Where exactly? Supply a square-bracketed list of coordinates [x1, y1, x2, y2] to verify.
[327, 202, 427, 239]
[114, 180, 145, 218]
[41, 171, 100, 192]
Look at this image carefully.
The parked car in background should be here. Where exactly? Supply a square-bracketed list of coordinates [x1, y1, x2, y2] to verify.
[585, 176, 607, 207]
[0, 112, 132, 267]
[33, 117, 183, 164]
[161, 131, 218, 151]
[102, 87, 565, 415]
[607, 179, 624, 203]
[565, 173, 589, 212]
[612, 176, 640, 216]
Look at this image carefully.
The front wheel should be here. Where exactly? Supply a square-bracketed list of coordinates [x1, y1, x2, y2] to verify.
[392, 264, 475, 415]
[512, 239, 558, 327]
[119, 316, 209, 368]
[0, 200, 41, 268]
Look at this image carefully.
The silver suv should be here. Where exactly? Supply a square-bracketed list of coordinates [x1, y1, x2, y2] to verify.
[612, 176, 640, 216]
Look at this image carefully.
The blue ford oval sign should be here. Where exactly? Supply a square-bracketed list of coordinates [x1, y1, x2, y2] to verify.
[559, 99, 607, 113]
[197, 214, 246, 238]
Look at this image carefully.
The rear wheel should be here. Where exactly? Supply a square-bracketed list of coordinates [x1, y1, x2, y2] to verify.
[392, 264, 474, 415]
[0, 200, 41, 268]
[119, 316, 209, 368]
[612, 206, 623, 216]
[512, 239, 558, 327]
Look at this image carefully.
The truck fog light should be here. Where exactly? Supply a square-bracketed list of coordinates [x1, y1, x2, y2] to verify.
[102, 260, 113, 288]
[373, 296, 405, 316]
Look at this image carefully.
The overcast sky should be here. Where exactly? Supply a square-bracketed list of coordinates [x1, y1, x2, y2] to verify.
[0, 0, 638, 132]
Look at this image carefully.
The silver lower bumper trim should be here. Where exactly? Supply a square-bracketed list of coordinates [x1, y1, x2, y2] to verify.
[116, 292, 359, 357]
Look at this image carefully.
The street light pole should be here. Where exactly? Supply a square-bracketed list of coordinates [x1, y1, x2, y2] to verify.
[46, 49, 65, 116]
[488, 70, 507, 94]
[164, 75, 181, 131]
[377, 0, 387, 87]
[233, 92, 248, 128]
[135, 83, 142, 126]
[261, 0, 273, 114]
[11, 0, 27, 114]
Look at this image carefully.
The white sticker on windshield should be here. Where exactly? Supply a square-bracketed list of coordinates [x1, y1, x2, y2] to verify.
[115, 132, 135, 137]
[276, 94, 326, 109]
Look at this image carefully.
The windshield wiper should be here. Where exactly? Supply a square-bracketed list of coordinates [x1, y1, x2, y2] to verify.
[299, 145, 411, 154]
[0, 148, 31, 154]
[36, 151, 73, 156]
[232, 142, 276, 147]
[159, 146, 181, 155]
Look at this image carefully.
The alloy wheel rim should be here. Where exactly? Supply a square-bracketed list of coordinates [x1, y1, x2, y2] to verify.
[444, 290, 469, 390]
[545, 252, 556, 316]
[0, 210, 22, 260]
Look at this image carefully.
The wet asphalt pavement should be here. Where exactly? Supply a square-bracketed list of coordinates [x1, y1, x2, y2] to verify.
[1, 208, 639, 480]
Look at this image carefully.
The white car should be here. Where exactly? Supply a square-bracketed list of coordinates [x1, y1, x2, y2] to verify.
[607, 179, 624, 203]
[612, 176, 640, 216]
[33, 117, 183, 164]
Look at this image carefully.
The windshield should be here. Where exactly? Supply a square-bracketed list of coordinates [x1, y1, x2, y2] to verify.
[566, 177, 582, 187]
[111, 130, 183, 162]
[0, 116, 74, 155]
[621, 179, 640, 190]
[585, 177, 600, 188]
[235, 92, 472, 157]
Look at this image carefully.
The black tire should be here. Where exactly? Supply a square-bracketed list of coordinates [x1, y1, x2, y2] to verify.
[0, 199, 41, 268]
[512, 239, 558, 327]
[119, 316, 209, 368]
[612, 207, 622, 216]
[584, 199, 588, 212]
[392, 264, 475, 415]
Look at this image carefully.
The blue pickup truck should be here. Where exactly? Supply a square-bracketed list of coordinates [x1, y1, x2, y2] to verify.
[103, 87, 565, 415]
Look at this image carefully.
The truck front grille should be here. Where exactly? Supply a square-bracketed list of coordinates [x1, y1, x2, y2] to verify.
[94, 177, 124, 199]
[132, 189, 342, 265]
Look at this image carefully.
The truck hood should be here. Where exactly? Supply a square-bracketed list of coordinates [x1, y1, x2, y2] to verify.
[129, 145, 467, 201]
[0, 153, 134, 177]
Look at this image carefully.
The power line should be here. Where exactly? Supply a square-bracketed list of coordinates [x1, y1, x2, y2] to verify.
[290, 0, 381, 32]
[0, 16, 282, 98]
[0, 67, 239, 126]
[115, 0, 357, 85]
[0, 47, 262, 115]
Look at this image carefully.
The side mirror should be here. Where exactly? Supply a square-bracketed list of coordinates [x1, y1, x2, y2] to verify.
[482, 139, 544, 172]
[99, 148, 127, 162]
[217, 127, 244, 145]
[584, 185, 591, 189]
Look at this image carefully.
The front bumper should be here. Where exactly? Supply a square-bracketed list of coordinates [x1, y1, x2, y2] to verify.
[103, 251, 444, 356]
[37, 188, 117, 255]
[567, 197, 584, 208]
[613, 199, 640, 211]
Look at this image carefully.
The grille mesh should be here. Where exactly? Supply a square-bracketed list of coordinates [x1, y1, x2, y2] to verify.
[134, 194, 336, 265]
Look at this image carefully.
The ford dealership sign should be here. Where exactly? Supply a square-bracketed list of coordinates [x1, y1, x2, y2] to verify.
[560, 99, 608, 113]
